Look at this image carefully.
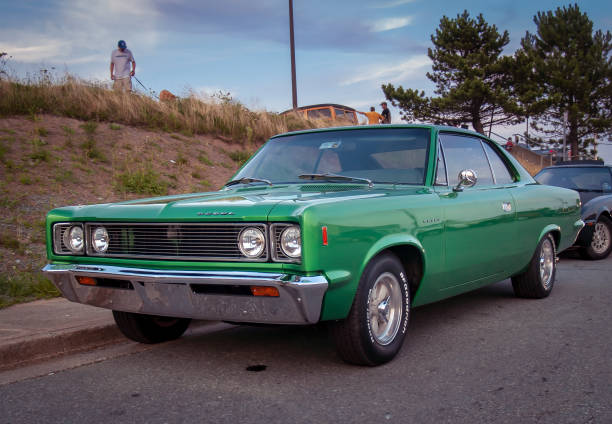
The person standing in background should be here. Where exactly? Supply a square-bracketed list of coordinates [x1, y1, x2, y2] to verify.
[110, 40, 135, 92]
[357, 107, 384, 125]
[380, 102, 391, 124]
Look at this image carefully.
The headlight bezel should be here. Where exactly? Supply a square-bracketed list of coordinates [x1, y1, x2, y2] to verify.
[53, 223, 85, 255]
[238, 226, 267, 259]
[280, 226, 301, 258]
[271, 223, 302, 263]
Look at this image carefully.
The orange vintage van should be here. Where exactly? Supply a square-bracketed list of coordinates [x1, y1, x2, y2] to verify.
[281, 104, 358, 124]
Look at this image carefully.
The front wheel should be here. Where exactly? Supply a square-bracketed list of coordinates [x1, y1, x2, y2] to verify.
[112, 311, 191, 344]
[580, 216, 612, 260]
[330, 252, 410, 366]
[511, 233, 556, 299]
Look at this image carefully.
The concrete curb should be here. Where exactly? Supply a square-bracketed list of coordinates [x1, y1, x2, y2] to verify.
[0, 323, 124, 372]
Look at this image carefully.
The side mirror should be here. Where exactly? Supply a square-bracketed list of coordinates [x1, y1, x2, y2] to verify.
[453, 169, 478, 192]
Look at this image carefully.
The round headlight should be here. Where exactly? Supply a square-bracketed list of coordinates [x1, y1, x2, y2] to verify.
[92, 227, 110, 253]
[63, 225, 84, 253]
[238, 227, 265, 258]
[280, 226, 301, 258]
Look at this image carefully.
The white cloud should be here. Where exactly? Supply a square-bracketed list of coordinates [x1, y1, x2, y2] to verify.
[1, 39, 68, 63]
[370, 16, 414, 32]
[341, 55, 431, 86]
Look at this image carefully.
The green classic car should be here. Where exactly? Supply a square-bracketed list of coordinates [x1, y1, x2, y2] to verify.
[43, 125, 583, 365]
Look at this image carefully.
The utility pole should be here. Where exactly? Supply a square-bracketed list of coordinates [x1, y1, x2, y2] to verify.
[289, 0, 298, 110]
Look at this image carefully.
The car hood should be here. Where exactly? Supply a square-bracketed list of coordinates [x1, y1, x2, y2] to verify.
[50, 184, 427, 221]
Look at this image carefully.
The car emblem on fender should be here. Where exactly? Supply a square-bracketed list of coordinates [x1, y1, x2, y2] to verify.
[197, 211, 235, 216]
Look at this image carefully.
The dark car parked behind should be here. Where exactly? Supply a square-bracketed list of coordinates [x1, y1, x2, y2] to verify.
[535, 162, 612, 259]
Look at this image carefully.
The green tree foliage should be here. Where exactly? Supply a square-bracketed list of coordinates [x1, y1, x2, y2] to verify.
[515, 4, 612, 157]
[382, 11, 517, 134]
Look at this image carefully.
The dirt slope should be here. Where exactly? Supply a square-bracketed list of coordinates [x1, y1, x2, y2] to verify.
[0, 114, 249, 276]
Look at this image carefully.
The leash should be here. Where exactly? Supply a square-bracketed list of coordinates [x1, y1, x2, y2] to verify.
[132, 76, 159, 99]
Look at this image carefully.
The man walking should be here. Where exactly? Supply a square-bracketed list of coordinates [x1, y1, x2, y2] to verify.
[357, 107, 384, 125]
[110, 40, 136, 92]
[380, 102, 391, 124]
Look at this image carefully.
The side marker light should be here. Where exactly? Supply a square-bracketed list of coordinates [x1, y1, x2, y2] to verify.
[76, 276, 97, 286]
[251, 286, 280, 297]
[322, 226, 328, 246]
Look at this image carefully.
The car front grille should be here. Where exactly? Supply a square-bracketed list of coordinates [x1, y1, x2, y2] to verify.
[84, 223, 268, 262]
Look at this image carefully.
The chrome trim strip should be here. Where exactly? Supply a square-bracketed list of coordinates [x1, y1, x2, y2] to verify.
[42, 264, 328, 324]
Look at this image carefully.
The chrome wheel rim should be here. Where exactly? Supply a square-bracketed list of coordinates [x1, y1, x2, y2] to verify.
[591, 221, 611, 255]
[367, 272, 402, 346]
[539, 238, 555, 290]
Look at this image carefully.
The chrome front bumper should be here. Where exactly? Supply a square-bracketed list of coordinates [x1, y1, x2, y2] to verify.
[42, 264, 329, 324]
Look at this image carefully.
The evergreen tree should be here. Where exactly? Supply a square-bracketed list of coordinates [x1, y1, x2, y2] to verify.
[382, 11, 516, 134]
[515, 4, 612, 158]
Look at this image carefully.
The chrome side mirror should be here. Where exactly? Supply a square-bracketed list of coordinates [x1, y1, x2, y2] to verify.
[453, 169, 477, 192]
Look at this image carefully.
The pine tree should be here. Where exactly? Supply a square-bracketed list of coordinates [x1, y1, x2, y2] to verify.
[382, 11, 516, 134]
[515, 4, 612, 158]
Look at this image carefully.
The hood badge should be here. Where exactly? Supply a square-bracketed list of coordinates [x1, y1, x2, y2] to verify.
[197, 211, 235, 216]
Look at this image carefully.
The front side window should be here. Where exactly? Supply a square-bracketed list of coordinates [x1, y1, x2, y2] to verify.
[440, 134, 493, 187]
[232, 128, 431, 185]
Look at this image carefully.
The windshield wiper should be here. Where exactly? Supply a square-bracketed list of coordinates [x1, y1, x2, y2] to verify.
[225, 177, 272, 187]
[299, 173, 373, 188]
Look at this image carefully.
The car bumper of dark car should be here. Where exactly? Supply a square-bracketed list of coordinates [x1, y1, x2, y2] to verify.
[42, 264, 329, 325]
[575, 219, 596, 247]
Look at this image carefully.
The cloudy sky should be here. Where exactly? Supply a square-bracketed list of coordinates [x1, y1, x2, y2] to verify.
[2, 0, 611, 156]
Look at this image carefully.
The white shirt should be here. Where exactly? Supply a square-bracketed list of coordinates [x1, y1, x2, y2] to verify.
[111, 49, 134, 79]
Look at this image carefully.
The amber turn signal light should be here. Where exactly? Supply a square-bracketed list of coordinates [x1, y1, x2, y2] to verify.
[250, 286, 279, 297]
[76, 276, 97, 286]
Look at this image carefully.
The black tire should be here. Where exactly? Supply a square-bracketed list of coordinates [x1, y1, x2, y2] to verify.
[112, 311, 191, 344]
[511, 233, 556, 299]
[580, 215, 612, 260]
[330, 252, 410, 366]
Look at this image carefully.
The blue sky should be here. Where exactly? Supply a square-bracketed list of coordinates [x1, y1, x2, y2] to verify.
[1, 0, 611, 158]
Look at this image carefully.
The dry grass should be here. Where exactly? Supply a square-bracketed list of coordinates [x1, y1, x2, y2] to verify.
[0, 75, 336, 145]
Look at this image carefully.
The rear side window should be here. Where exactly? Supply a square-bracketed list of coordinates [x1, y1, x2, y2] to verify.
[439, 134, 493, 186]
[308, 108, 332, 119]
[482, 142, 514, 184]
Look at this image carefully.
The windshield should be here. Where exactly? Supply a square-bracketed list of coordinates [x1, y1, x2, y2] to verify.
[232, 128, 430, 185]
[535, 167, 612, 192]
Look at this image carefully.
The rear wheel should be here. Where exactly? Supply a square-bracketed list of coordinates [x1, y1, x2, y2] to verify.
[511, 233, 556, 299]
[330, 253, 410, 366]
[580, 216, 612, 260]
[112, 311, 191, 344]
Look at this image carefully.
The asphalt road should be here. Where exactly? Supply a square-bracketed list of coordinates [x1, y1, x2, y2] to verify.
[1, 253, 611, 424]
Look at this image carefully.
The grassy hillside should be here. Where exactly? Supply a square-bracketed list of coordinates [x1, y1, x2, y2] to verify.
[0, 78, 334, 307]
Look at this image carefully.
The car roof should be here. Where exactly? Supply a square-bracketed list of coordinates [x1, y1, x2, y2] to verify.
[271, 123, 487, 139]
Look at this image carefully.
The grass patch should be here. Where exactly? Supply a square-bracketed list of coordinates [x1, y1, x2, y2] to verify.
[29, 149, 50, 163]
[36, 126, 49, 137]
[0, 143, 9, 163]
[197, 151, 213, 166]
[228, 150, 252, 165]
[191, 171, 202, 179]
[54, 169, 75, 183]
[0, 78, 332, 145]
[114, 165, 168, 195]
[176, 153, 188, 166]
[80, 121, 98, 135]
[0, 272, 60, 309]
[0, 128, 16, 135]
[0, 234, 21, 250]
[19, 175, 32, 185]
[109, 123, 121, 130]
[61, 125, 75, 135]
